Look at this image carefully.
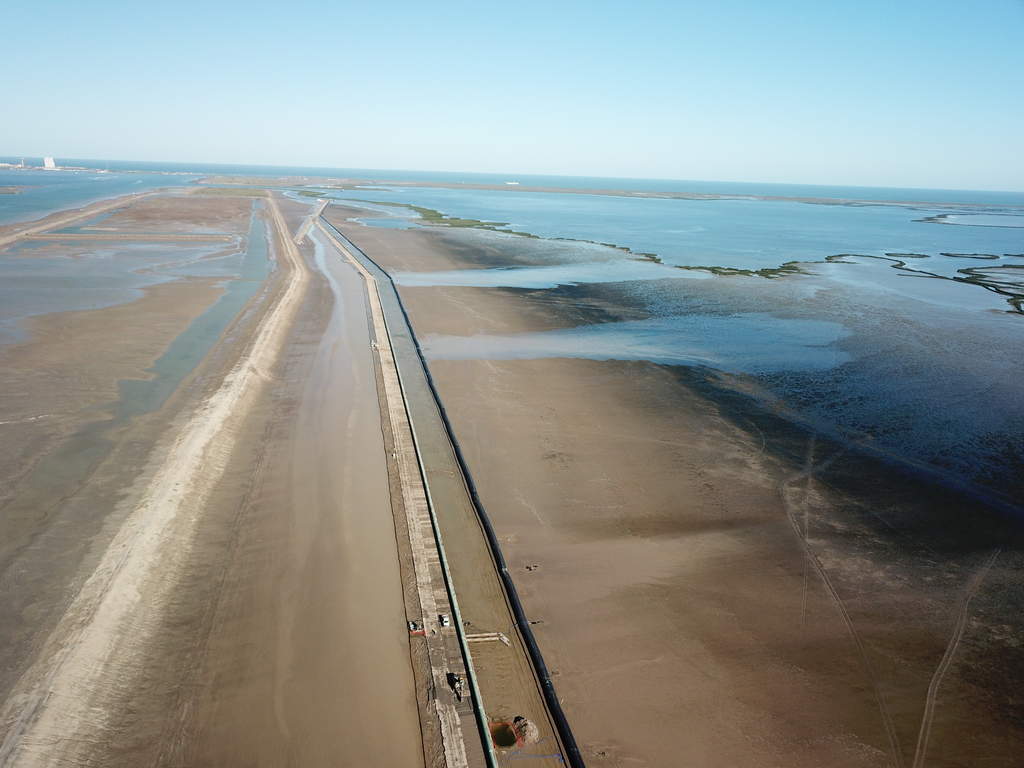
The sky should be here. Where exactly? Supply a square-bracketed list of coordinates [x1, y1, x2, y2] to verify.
[2, 0, 1023, 190]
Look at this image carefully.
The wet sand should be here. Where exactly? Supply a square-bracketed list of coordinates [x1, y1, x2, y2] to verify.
[173, 208, 422, 767]
[4, 181, 1019, 766]
[0, 193, 424, 765]
[328, 207, 1024, 768]
[97, 193, 254, 234]
[319, 220, 574, 767]
[0, 191, 165, 250]
[0, 277, 227, 698]
[0, 198, 251, 705]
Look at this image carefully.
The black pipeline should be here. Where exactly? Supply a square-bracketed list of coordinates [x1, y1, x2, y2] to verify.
[321, 219, 587, 768]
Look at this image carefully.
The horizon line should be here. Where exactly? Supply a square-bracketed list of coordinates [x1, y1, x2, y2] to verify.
[2, 155, 1023, 197]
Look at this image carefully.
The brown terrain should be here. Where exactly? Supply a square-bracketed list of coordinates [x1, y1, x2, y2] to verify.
[0, 195, 252, 708]
[169, 197, 423, 768]
[326, 202, 1024, 768]
[1, 181, 1019, 768]
[0, 192, 426, 766]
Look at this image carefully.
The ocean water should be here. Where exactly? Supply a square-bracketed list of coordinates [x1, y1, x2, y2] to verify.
[327, 184, 1024, 511]
[1, 200, 272, 502]
[338, 186, 1024, 273]
[5, 158, 1024, 205]
[0, 169, 198, 226]
[4, 167, 1022, 510]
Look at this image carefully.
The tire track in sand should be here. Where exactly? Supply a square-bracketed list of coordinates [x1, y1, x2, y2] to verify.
[910, 547, 1000, 768]
[0, 195, 308, 767]
[781, 441, 906, 768]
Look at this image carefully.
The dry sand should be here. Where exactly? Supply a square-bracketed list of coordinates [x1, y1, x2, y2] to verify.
[328, 208, 1024, 768]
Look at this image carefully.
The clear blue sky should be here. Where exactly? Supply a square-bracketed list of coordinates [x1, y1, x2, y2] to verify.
[2, 0, 1023, 190]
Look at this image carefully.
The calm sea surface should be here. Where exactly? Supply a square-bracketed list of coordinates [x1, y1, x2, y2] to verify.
[3, 166, 1022, 510]
[0, 168, 197, 226]
[318, 183, 1024, 511]
[0, 177, 270, 425]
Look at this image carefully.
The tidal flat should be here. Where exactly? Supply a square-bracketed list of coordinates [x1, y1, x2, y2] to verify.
[325, 192, 1024, 767]
[0, 170, 1021, 767]
[0, 189, 425, 767]
[322, 189, 1024, 512]
[0, 193, 262, 702]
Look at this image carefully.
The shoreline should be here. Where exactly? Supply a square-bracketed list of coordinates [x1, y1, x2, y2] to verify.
[318, 220, 584, 766]
[0, 194, 309, 764]
[2, 179, 1020, 765]
[193, 176, 1024, 210]
[326, 200, 1024, 766]
[0, 189, 176, 247]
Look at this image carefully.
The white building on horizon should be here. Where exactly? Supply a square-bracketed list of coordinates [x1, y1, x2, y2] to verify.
[43, 157, 56, 169]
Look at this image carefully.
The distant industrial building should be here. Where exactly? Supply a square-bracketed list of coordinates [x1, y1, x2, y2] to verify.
[44, 157, 56, 169]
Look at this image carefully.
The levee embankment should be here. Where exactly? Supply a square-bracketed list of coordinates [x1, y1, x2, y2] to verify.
[316, 216, 584, 768]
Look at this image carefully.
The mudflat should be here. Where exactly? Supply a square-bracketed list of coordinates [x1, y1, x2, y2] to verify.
[327, 205, 1024, 768]
[0, 192, 424, 766]
[173, 202, 422, 767]
[4, 181, 1018, 766]
[0, 277, 226, 695]
[95, 193, 254, 233]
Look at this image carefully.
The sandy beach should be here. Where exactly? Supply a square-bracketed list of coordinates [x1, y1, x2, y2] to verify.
[326, 203, 1024, 768]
